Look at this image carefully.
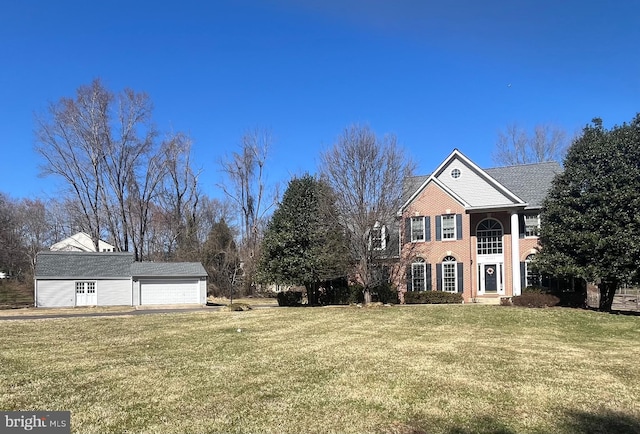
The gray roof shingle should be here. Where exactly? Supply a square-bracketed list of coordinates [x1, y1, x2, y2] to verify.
[485, 161, 562, 209]
[131, 262, 208, 277]
[35, 252, 134, 278]
[35, 252, 208, 279]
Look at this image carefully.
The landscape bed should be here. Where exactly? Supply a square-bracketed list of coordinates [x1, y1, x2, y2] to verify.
[1, 305, 639, 433]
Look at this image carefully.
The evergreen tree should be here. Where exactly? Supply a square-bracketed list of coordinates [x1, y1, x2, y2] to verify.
[537, 115, 640, 310]
[258, 175, 349, 305]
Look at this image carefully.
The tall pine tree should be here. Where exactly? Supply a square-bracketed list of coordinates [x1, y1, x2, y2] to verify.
[258, 175, 349, 305]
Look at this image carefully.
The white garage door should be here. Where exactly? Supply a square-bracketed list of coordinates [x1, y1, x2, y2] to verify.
[140, 279, 200, 305]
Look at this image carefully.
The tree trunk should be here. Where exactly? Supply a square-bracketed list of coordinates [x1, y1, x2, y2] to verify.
[363, 287, 372, 305]
[599, 281, 617, 312]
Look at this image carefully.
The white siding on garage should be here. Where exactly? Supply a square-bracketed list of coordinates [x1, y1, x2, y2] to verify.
[140, 279, 201, 305]
[97, 279, 132, 306]
[36, 279, 133, 307]
[36, 280, 75, 307]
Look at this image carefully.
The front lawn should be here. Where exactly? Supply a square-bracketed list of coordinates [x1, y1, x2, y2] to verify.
[1, 306, 639, 433]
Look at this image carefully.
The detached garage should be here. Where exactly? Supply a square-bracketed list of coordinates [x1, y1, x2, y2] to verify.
[34, 251, 208, 308]
[132, 262, 207, 306]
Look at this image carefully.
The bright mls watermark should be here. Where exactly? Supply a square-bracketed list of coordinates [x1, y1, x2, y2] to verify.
[0, 412, 70, 434]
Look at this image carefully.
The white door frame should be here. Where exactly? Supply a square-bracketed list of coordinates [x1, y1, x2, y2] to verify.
[477, 256, 505, 295]
[75, 281, 97, 306]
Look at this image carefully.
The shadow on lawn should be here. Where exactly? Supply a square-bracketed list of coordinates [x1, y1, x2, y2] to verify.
[386, 410, 640, 434]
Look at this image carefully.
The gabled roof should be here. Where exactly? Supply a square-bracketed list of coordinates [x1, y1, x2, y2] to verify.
[35, 252, 208, 279]
[485, 161, 562, 209]
[50, 232, 115, 252]
[400, 149, 562, 213]
[131, 262, 208, 278]
[35, 251, 134, 279]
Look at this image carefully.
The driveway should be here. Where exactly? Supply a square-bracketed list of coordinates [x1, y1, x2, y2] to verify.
[0, 306, 223, 321]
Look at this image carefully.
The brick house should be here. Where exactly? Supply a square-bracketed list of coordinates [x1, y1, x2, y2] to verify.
[396, 149, 561, 303]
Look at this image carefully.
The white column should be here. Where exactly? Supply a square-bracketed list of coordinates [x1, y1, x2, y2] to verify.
[511, 211, 521, 296]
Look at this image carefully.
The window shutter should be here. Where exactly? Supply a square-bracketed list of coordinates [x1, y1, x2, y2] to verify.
[404, 218, 411, 244]
[456, 214, 463, 240]
[406, 267, 412, 292]
[457, 262, 464, 293]
[519, 215, 525, 239]
[425, 216, 431, 241]
[435, 216, 442, 241]
[520, 262, 526, 289]
[436, 263, 442, 291]
[426, 263, 432, 291]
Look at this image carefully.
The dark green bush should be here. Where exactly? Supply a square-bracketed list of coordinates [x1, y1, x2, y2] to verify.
[319, 283, 363, 305]
[522, 286, 547, 294]
[511, 293, 560, 308]
[371, 283, 399, 304]
[554, 291, 585, 308]
[276, 291, 303, 307]
[404, 291, 463, 304]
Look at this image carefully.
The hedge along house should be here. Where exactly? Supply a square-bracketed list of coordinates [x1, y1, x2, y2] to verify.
[34, 251, 208, 307]
[397, 149, 561, 303]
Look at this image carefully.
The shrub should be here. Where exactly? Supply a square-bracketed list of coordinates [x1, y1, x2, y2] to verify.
[554, 291, 585, 308]
[276, 291, 303, 307]
[511, 293, 560, 308]
[522, 286, 547, 294]
[371, 283, 399, 304]
[320, 284, 363, 305]
[404, 291, 463, 304]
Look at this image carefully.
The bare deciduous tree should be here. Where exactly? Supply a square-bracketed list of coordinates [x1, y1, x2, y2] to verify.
[35, 79, 195, 260]
[320, 124, 415, 304]
[218, 128, 279, 294]
[492, 123, 569, 166]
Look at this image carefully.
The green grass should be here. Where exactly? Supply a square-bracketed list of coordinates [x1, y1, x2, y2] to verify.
[1, 305, 639, 433]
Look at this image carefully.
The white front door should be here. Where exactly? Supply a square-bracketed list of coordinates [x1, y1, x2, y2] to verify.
[75, 281, 97, 306]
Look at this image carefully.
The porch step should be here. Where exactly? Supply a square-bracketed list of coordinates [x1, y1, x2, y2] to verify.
[472, 296, 504, 305]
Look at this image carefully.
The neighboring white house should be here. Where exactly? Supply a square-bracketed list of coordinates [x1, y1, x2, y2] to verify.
[34, 251, 208, 307]
[50, 232, 116, 252]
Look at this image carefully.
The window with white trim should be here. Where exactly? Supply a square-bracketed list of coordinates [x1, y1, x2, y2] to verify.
[441, 214, 456, 240]
[442, 256, 457, 293]
[524, 215, 540, 237]
[411, 217, 425, 242]
[75, 281, 96, 294]
[477, 219, 503, 255]
[412, 259, 426, 292]
[525, 254, 541, 287]
[370, 223, 386, 250]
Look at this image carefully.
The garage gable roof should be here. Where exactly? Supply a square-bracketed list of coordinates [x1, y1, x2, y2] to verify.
[35, 251, 134, 278]
[131, 262, 208, 278]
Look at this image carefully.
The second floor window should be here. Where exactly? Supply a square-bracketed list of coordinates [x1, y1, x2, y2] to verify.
[370, 225, 385, 250]
[442, 214, 455, 239]
[524, 215, 540, 237]
[411, 217, 425, 242]
[477, 218, 503, 255]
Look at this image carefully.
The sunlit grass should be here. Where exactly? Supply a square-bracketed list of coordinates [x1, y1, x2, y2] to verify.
[1, 306, 639, 433]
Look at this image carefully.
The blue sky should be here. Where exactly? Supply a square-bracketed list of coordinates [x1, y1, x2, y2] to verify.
[1, 0, 639, 200]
